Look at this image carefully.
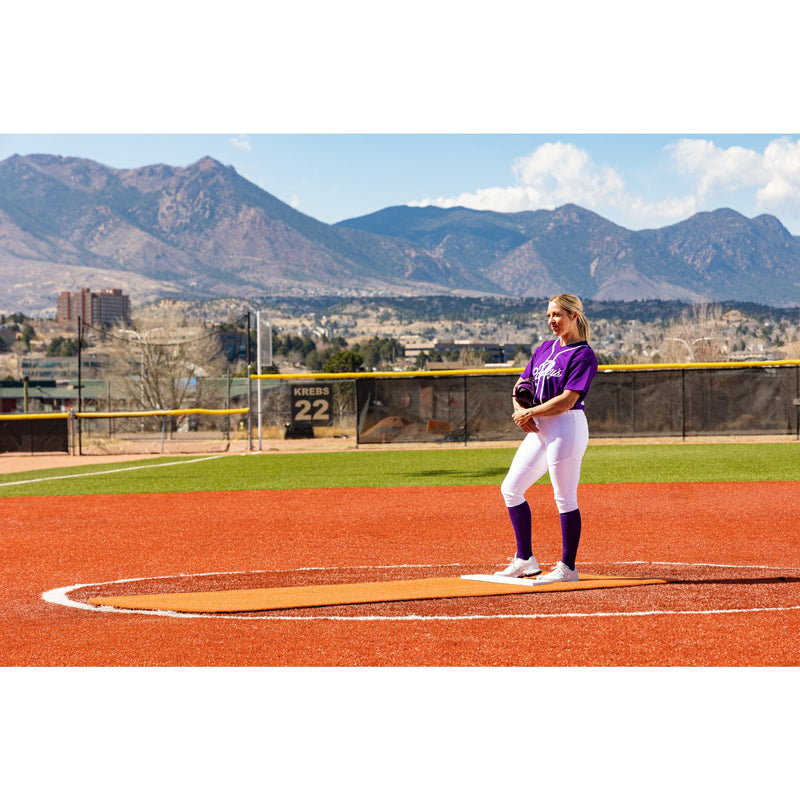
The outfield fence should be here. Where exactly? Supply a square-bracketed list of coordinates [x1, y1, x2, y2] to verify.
[254, 360, 800, 445]
[1, 360, 798, 455]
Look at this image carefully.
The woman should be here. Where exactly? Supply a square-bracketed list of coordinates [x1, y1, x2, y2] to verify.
[496, 293, 599, 584]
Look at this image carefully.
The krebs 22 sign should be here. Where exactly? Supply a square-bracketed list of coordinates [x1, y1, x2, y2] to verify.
[290, 383, 333, 428]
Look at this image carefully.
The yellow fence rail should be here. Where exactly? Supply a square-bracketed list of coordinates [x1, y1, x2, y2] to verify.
[75, 408, 250, 419]
[0, 408, 249, 422]
[250, 359, 800, 381]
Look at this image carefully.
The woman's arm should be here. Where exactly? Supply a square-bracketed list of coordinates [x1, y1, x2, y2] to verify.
[512, 389, 581, 428]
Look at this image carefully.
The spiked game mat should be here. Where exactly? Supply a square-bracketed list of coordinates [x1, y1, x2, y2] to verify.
[88, 573, 667, 613]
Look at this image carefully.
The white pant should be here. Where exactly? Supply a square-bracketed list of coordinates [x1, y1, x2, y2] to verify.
[501, 410, 589, 513]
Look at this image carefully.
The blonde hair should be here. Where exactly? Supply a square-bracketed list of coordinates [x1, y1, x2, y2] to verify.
[550, 293, 590, 341]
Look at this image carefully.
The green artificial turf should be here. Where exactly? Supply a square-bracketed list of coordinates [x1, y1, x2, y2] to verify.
[0, 442, 798, 498]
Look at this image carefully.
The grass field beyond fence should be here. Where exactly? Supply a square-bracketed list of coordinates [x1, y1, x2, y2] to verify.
[0, 442, 798, 498]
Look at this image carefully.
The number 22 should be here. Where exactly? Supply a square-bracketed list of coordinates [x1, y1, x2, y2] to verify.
[295, 398, 329, 421]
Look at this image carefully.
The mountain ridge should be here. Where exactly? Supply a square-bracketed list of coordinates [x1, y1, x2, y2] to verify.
[337, 202, 800, 305]
[1, 154, 799, 316]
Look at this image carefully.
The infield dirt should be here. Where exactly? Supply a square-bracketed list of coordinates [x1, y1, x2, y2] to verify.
[3, 480, 799, 667]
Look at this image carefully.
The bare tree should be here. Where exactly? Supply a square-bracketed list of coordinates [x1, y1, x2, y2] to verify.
[784, 310, 800, 358]
[110, 310, 228, 421]
[660, 303, 727, 363]
[458, 347, 490, 368]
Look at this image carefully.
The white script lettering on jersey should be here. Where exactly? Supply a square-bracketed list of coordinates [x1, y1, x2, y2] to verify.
[531, 341, 564, 402]
[532, 353, 562, 382]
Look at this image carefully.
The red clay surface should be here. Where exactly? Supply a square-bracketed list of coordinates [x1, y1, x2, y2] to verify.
[2, 482, 799, 666]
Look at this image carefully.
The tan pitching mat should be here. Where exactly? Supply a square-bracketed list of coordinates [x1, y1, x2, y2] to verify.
[88, 573, 667, 613]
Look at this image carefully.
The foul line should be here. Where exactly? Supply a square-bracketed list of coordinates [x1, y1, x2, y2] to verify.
[0, 454, 228, 488]
[42, 561, 800, 621]
[238, 605, 800, 622]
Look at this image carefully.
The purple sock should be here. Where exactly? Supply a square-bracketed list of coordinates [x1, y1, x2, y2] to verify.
[560, 509, 582, 570]
[507, 502, 533, 560]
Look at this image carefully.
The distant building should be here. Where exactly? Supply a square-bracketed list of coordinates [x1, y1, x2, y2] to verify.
[56, 287, 131, 328]
[19, 353, 110, 381]
[426, 340, 530, 364]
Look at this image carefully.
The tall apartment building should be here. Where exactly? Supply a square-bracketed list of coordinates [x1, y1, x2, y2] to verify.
[56, 287, 131, 328]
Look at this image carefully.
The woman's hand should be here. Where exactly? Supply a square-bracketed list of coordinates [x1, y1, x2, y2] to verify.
[512, 407, 538, 433]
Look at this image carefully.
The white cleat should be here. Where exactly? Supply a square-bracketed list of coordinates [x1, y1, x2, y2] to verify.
[534, 561, 579, 584]
[494, 555, 541, 578]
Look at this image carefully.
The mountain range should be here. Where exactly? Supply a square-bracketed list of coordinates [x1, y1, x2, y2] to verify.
[1, 153, 799, 316]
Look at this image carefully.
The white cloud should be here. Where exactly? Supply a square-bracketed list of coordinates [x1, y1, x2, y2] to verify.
[412, 186, 537, 214]
[667, 136, 800, 217]
[411, 142, 626, 214]
[229, 134, 252, 151]
[410, 137, 800, 231]
[512, 142, 625, 206]
[666, 138, 766, 202]
[626, 195, 699, 226]
[756, 136, 800, 209]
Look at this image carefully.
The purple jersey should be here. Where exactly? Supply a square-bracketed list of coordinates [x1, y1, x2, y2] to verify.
[519, 339, 598, 410]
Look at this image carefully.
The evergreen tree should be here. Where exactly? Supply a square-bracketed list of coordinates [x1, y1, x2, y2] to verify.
[323, 350, 363, 373]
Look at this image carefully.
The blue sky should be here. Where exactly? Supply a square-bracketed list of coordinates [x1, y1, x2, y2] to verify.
[2, 133, 799, 233]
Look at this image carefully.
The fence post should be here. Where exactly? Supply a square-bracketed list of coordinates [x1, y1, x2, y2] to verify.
[77, 315, 83, 455]
[107, 380, 112, 438]
[246, 312, 252, 451]
[795, 365, 799, 440]
[355, 380, 367, 449]
[225, 368, 231, 441]
[681, 369, 686, 441]
[463, 374, 468, 446]
[256, 311, 263, 452]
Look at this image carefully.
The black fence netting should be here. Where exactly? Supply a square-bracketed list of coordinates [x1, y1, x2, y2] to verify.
[354, 365, 800, 444]
[589, 366, 798, 437]
[684, 366, 797, 436]
[0, 417, 69, 454]
[357, 374, 532, 444]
